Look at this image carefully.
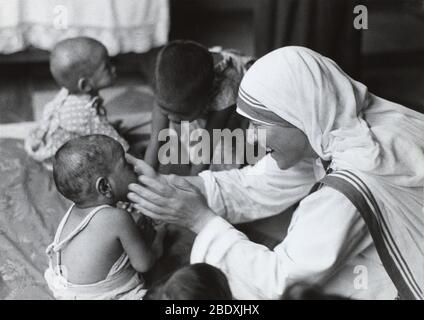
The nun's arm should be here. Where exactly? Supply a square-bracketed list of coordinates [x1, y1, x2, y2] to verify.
[191, 186, 372, 299]
[126, 154, 316, 225]
[194, 155, 317, 224]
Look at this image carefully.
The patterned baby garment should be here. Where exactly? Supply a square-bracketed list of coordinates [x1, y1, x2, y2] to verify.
[25, 88, 129, 168]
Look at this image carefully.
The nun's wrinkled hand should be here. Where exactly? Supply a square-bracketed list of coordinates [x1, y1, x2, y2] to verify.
[125, 154, 163, 180]
[126, 164, 216, 234]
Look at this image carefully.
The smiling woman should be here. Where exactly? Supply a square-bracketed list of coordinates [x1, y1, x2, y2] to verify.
[128, 46, 424, 300]
[250, 121, 315, 170]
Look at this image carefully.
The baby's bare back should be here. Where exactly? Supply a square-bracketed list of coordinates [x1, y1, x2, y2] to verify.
[57, 207, 124, 285]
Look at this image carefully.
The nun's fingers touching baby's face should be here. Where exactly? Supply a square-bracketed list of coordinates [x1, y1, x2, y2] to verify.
[109, 155, 138, 202]
[127, 174, 216, 233]
[125, 154, 169, 215]
[125, 154, 161, 179]
[127, 177, 178, 226]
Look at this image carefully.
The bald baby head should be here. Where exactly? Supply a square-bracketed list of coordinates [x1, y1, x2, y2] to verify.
[50, 37, 114, 93]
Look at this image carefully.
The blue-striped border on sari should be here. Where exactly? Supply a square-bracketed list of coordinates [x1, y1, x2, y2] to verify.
[237, 87, 284, 125]
[321, 170, 423, 300]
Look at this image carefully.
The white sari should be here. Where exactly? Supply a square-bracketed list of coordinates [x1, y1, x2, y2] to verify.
[235, 46, 424, 299]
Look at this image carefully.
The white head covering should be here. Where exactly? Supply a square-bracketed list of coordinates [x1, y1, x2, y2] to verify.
[237, 46, 424, 299]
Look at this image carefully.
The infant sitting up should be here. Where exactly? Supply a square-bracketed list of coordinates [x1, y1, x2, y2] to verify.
[25, 37, 128, 170]
[45, 134, 163, 300]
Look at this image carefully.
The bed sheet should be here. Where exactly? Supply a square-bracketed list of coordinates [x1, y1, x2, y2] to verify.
[0, 138, 68, 299]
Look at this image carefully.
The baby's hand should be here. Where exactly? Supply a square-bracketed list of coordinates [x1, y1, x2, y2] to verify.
[24, 129, 43, 153]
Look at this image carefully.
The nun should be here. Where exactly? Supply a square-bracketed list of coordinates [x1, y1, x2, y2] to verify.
[127, 46, 424, 300]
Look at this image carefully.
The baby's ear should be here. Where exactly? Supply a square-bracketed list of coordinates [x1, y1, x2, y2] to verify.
[78, 78, 93, 93]
[96, 177, 113, 198]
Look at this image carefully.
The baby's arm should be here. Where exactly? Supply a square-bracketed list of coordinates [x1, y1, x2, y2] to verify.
[145, 105, 169, 170]
[114, 209, 163, 273]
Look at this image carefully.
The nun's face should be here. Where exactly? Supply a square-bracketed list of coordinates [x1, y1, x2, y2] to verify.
[251, 120, 314, 170]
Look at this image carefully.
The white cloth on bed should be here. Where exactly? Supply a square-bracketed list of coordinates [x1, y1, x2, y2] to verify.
[0, 0, 169, 55]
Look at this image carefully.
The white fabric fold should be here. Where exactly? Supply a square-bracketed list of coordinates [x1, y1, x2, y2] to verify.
[191, 187, 396, 299]
[199, 154, 317, 224]
[191, 46, 423, 299]
[237, 46, 424, 296]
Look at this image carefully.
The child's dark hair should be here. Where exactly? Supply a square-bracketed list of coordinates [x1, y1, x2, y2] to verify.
[282, 283, 351, 300]
[53, 135, 124, 205]
[155, 40, 214, 114]
[144, 263, 232, 300]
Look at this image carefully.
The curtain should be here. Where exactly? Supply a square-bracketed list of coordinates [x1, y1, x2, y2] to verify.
[0, 0, 170, 55]
[270, 0, 361, 77]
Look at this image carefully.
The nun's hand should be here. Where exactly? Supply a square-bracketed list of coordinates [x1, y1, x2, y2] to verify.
[126, 155, 216, 234]
[126, 154, 164, 180]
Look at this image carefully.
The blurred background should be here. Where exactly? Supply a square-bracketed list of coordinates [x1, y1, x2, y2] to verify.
[1, 0, 424, 125]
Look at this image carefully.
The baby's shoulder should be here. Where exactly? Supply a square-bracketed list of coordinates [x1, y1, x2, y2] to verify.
[91, 206, 135, 231]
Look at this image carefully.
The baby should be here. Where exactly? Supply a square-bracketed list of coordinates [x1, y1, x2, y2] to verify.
[144, 40, 254, 176]
[44, 134, 163, 300]
[25, 37, 128, 170]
